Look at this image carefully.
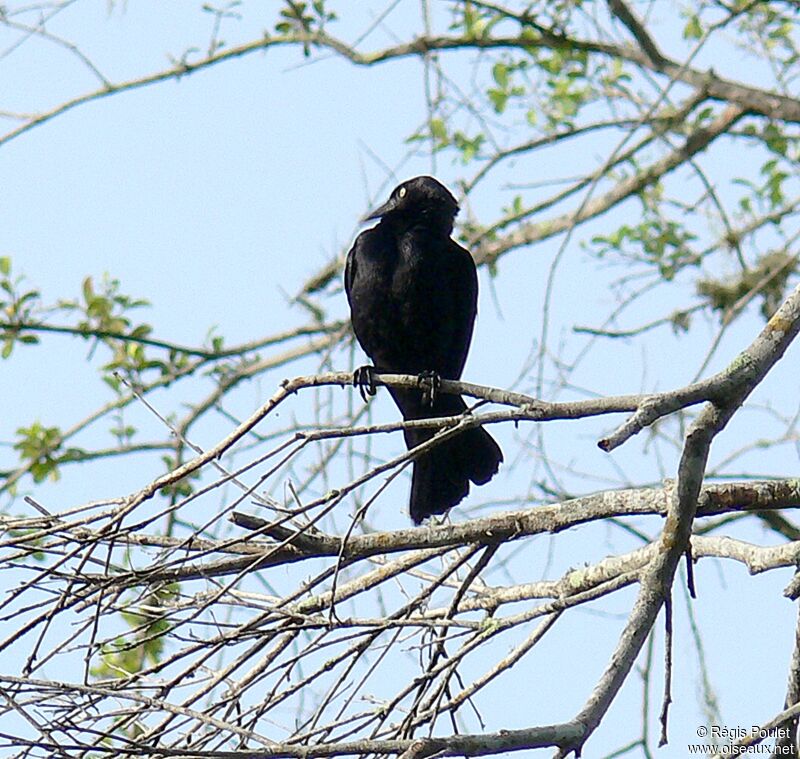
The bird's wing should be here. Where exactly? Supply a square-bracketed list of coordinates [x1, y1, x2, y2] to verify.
[344, 238, 358, 300]
[442, 239, 479, 379]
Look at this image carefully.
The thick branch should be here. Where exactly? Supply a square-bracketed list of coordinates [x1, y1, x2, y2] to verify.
[567, 282, 800, 754]
[51, 478, 800, 585]
[3, 24, 797, 154]
[474, 104, 745, 263]
[0, 319, 345, 360]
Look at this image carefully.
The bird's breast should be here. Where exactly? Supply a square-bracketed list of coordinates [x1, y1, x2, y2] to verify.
[347, 227, 457, 375]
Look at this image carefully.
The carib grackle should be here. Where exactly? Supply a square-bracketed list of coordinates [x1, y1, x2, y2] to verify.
[344, 176, 503, 523]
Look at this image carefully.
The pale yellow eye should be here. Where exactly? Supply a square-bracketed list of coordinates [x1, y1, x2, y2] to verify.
[398, 187, 407, 198]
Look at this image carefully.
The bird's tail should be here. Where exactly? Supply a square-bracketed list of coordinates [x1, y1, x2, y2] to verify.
[391, 390, 503, 524]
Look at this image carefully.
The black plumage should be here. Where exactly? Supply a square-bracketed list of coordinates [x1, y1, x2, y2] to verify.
[344, 176, 503, 523]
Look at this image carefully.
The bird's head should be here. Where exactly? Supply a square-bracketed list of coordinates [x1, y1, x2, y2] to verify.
[363, 176, 459, 233]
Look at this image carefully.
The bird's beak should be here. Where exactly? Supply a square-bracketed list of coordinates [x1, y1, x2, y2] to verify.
[361, 196, 397, 222]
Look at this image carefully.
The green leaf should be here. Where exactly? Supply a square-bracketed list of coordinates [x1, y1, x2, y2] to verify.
[0, 257, 10, 276]
[82, 276, 94, 304]
[492, 61, 508, 88]
[17, 290, 40, 307]
[695, 106, 714, 123]
[129, 324, 153, 339]
[683, 15, 702, 39]
[488, 88, 508, 113]
[103, 375, 122, 392]
[430, 118, 447, 143]
[763, 124, 788, 156]
[453, 131, 485, 164]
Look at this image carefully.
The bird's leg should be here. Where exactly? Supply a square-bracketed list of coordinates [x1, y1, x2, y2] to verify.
[417, 370, 441, 407]
[353, 365, 378, 403]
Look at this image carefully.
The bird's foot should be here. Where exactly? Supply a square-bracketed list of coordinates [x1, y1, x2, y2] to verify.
[353, 365, 377, 403]
[417, 370, 441, 407]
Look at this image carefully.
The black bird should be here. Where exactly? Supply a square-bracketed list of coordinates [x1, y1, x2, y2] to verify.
[345, 176, 503, 523]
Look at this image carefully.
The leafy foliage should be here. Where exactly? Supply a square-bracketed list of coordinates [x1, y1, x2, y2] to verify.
[91, 585, 179, 680]
[0, 257, 40, 358]
[697, 251, 797, 320]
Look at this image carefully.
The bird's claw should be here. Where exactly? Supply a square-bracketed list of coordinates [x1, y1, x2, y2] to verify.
[417, 370, 441, 407]
[353, 365, 377, 403]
